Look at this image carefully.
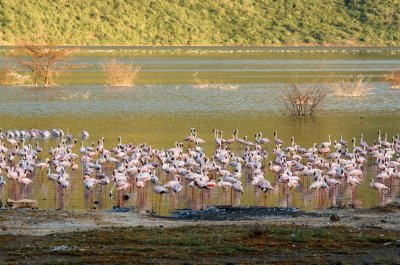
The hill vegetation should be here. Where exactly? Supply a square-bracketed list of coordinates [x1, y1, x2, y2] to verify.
[0, 0, 399, 46]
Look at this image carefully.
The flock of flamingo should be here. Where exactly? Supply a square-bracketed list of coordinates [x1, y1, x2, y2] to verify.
[0, 127, 399, 212]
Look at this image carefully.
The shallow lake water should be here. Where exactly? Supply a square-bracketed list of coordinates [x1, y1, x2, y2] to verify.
[0, 47, 399, 215]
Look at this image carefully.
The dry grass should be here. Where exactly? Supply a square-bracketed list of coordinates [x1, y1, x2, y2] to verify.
[281, 82, 328, 116]
[100, 58, 141, 87]
[383, 71, 400, 89]
[330, 74, 373, 96]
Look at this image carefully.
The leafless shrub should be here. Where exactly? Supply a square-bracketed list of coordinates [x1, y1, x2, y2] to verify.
[281, 83, 328, 116]
[383, 71, 400, 89]
[329, 74, 373, 96]
[100, 58, 141, 87]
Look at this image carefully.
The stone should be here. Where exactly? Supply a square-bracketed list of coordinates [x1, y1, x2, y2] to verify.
[6, 199, 38, 209]
[330, 213, 341, 222]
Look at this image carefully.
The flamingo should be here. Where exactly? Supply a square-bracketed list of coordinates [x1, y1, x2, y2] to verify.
[346, 174, 362, 206]
[370, 178, 389, 205]
[153, 183, 167, 213]
[235, 129, 245, 145]
[269, 161, 281, 174]
[256, 132, 270, 145]
[224, 131, 236, 145]
[309, 174, 328, 208]
[232, 180, 244, 193]
[35, 158, 50, 169]
[273, 131, 284, 145]
[82, 130, 90, 140]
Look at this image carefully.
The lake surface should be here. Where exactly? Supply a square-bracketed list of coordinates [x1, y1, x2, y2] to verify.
[0, 47, 399, 215]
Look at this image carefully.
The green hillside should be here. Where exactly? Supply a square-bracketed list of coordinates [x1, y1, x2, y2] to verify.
[0, 0, 399, 46]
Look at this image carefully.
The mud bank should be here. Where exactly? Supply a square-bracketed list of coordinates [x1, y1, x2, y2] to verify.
[0, 205, 400, 236]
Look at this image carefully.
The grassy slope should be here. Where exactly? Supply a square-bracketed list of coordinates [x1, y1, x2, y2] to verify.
[0, 0, 399, 46]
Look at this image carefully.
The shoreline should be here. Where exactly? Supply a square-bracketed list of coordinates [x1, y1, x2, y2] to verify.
[1, 206, 399, 236]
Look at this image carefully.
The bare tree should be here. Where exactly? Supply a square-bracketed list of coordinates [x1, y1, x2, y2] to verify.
[100, 58, 141, 87]
[281, 83, 328, 116]
[14, 42, 78, 86]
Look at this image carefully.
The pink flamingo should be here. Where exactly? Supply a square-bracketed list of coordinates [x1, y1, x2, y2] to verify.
[117, 181, 131, 207]
[309, 174, 328, 208]
[18, 171, 33, 199]
[370, 178, 389, 206]
[346, 174, 362, 206]
[205, 179, 217, 206]
[153, 183, 167, 213]
[84, 175, 98, 210]
[218, 177, 233, 205]
[324, 176, 341, 206]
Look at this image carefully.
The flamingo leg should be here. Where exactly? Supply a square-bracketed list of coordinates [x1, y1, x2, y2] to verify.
[191, 188, 195, 209]
[208, 189, 211, 206]
[118, 189, 121, 208]
[313, 190, 316, 209]
[292, 189, 295, 207]
[286, 186, 289, 208]
[60, 186, 64, 210]
[53, 181, 57, 208]
[158, 194, 161, 214]
[264, 192, 267, 206]
[230, 188, 233, 206]
[89, 189, 93, 211]
[378, 190, 382, 206]
[121, 190, 125, 208]
[224, 189, 227, 205]
[201, 189, 204, 210]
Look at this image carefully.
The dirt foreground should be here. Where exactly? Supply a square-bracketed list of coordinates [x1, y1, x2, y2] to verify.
[0, 207, 399, 264]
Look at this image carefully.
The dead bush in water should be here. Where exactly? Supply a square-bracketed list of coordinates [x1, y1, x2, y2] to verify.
[280, 83, 328, 116]
[101, 58, 141, 87]
[383, 71, 400, 89]
[330, 74, 373, 96]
